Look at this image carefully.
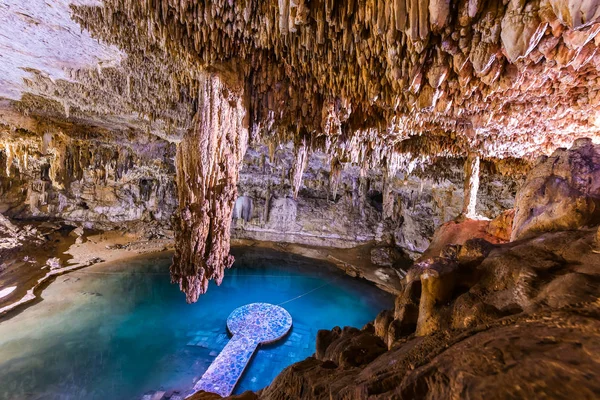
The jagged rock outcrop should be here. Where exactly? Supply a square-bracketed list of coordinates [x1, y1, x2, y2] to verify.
[256, 227, 600, 400]
[512, 138, 600, 240]
[170, 72, 249, 302]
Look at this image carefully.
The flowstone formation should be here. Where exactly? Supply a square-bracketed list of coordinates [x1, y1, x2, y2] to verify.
[0, 103, 177, 227]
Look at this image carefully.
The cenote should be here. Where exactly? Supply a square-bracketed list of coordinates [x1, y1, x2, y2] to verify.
[0, 248, 393, 400]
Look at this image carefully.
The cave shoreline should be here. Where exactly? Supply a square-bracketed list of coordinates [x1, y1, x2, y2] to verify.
[0, 230, 402, 321]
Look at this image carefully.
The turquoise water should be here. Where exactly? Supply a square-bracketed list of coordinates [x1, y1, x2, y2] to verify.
[0, 250, 393, 400]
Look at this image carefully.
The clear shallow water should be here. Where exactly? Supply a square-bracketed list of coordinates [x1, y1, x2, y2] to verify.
[0, 250, 393, 400]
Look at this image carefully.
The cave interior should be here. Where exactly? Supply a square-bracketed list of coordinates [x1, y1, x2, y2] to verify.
[0, 1, 600, 399]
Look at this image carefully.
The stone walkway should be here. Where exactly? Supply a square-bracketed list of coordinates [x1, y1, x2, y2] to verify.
[189, 303, 292, 397]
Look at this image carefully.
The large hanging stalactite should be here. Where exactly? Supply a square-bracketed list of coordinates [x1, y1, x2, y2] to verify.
[170, 72, 249, 303]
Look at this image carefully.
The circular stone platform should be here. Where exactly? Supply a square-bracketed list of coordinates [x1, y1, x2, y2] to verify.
[227, 302, 293, 344]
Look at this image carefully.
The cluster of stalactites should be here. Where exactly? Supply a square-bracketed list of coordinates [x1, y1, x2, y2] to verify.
[71, 0, 600, 167]
[170, 72, 249, 303]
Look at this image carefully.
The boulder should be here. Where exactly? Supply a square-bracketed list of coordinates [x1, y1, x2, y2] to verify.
[487, 209, 515, 241]
[512, 138, 600, 241]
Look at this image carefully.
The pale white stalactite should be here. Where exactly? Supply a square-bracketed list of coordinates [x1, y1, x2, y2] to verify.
[463, 152, 481, 219]
[292, 138, 308, 199]
[5, 144, 12, 177]
[278, 0, 290, 34]
[42, 132, 52, 155]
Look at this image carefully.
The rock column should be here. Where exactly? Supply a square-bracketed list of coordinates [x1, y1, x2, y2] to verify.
[170, 73, 249, 303]
[463, 152, 480, 219]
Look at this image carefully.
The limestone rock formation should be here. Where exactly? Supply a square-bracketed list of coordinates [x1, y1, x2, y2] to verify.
[1, 0, 600, 396]
[0, 104, 177, 229]
[418, 217, 508, 260]
[258, 227, 600, 400]
[170, 72, 249, 302]
[512, 138, 600, 240]
[9, 0, 600, 296]
[234, 146, 520, 257]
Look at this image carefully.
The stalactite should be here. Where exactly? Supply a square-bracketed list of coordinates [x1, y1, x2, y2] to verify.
[329, 158, 342, 200]
[263, 184, 271, 226]
[463, 152, 480, 219]
[382, 171, 395, 221]
[63, 0, 600, 175]
[291, 138, 309, 199]
[170, 72, 249, 303]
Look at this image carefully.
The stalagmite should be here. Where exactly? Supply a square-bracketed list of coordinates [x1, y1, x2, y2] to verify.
[463, 151, 480, 219]
[170, 72, 249, 303]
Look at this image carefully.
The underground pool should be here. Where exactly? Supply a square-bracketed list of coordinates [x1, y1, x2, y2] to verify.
[0, 248, 394, 400]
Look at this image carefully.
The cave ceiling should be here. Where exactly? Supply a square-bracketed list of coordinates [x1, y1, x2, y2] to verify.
[1, 0, 600, 175]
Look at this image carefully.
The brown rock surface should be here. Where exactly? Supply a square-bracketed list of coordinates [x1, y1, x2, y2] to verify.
[512, 138, 600, 240]
[419, 217, 507, 260]
[254, 227, 600, 400]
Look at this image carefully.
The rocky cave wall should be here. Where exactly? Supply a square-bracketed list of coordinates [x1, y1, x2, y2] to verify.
[0, 112, 521, 263]
[233, 143, 521, 257]
[0, 108, 177, 230]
